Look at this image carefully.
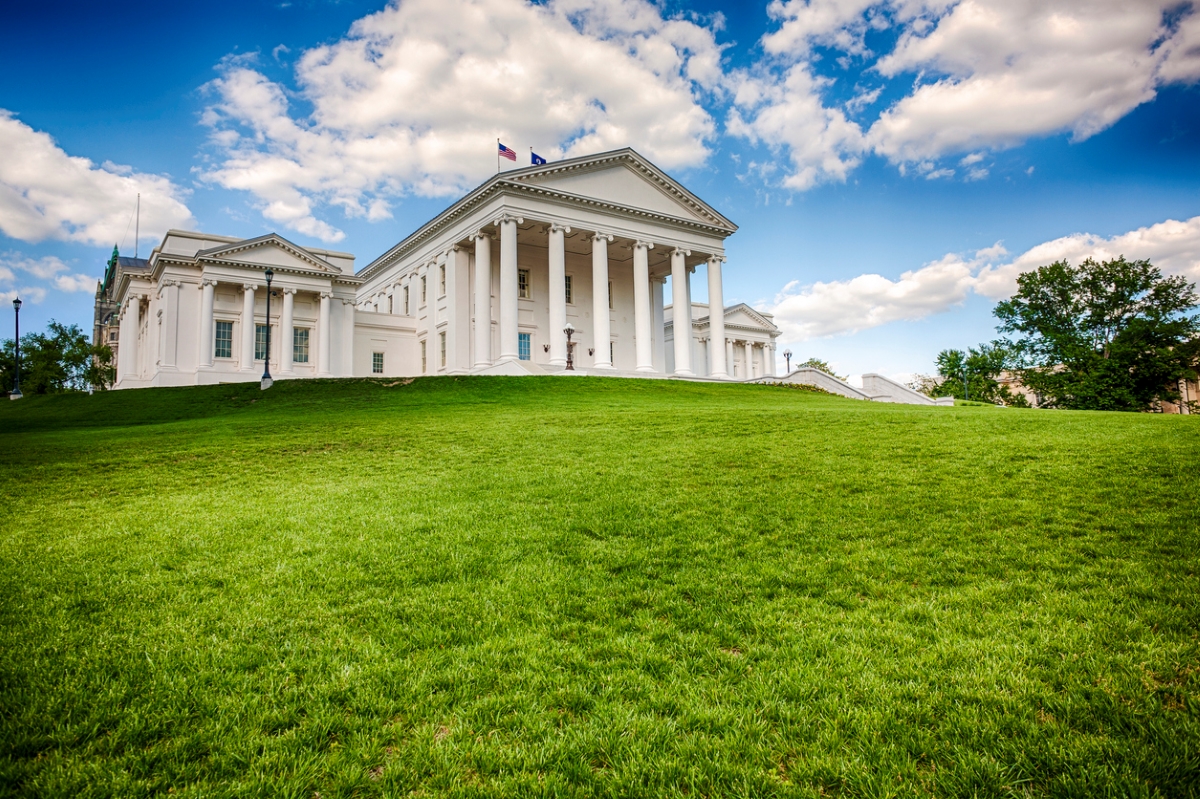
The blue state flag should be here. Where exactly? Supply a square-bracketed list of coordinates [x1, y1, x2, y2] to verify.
[531, 151, 547, 166]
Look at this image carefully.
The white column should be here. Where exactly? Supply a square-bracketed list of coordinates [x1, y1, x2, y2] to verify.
[318, 292, 332, 376]
[240, 283, 257, 372]
[707, 257, 728, 378]
[160, 281, 180, 369]
[341, 299, 356, 376]
[548, 224, 570, 366]
[591, 232, 615, 369]
[496, 214, 523, 362]
[198, 279, 215, 368]
[671, 247, 693, 376]
[744, 341, 754, 379]
[726, 339, 735, 379]
[126, 296, 141, 379]
[473, 231, 493, 368]
[763, 344, 775, 377]
[652, 276, 666, 373]
[633, 240, 655, 373]
[281, 289, 295, 375]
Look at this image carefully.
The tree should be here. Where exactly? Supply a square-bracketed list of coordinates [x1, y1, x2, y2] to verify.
[995, 257, 1198, 411]
[0, 321, 114, 395]
[925, 343, 1029, 406]
[796, 357, 846, 381]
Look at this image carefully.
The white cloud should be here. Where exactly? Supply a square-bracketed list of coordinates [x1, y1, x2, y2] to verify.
[770, 215, 1200, 340]
[200, 0, 724, 242]
[0, 287, 47, 305]
[0, 111, 194, 247]
[727, 64, 865, 190]
[8, 253, 67, 279]
[53, 273, 98, 293]
[734, 0, 1200, 185]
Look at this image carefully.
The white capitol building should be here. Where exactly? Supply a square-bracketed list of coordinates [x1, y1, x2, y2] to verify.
[95, 147, 940, 405]
[98, 149, 781, 387]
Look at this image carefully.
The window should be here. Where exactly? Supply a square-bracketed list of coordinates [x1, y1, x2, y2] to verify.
[293, 328, 310, 363]
[610, 341, 614, 364]
[608, 280, 614, 310]
[214, 321, 233, 359]
[108, 330, 117, 343]
[420, 340, 427, 373]
[421, 275, 427, 304]
[519, 332, 531, 361]
[439, 331, 447, 367]
[518, 269, 530, 299]
[388, 295, 394, 314]
[372, 351, 384, 374]
[564, 275, 573, 304]
[255, 324, 269, 360]
[403, 286, 410, 315]
[439, 265, 446, 297]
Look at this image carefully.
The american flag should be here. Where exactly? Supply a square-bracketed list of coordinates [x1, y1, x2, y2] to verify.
[498, 142, 517, 161]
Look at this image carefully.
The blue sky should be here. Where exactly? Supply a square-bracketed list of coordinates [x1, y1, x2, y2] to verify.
[3, 0, 1198, 380]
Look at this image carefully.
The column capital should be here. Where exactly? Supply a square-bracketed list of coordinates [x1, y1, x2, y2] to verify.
[706, 254, 726, 265]
[160, 278, 181, 288]
[493, 213, 524, 226]
[590, 232, 614, 243]
[471, 229, 494, 241]
[633, 240, 655, 251]
[281, 287, 298, 296]
[201, 278, 219, 288]
[444, 244, 464, 257]
[548, 223, 572, 235]
[340, 298, 355, 305]
[320, 291, 333, 300]
[242, 283, 258, 292]
[671, 246, 691, 257]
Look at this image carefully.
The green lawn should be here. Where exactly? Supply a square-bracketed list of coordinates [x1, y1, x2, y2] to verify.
[1, 377, 1197, 798]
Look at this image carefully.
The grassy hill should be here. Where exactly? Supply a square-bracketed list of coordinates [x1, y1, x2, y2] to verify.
[1, 377, 1197, 798]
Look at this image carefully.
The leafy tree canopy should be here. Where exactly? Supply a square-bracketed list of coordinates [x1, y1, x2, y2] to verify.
[923, 343, 1029, 406]
[1, 321, 114, 395]
[995, 257, 1198, 411]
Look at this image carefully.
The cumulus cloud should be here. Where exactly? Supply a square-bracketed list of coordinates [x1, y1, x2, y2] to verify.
[200, 0, 724, 242]
[0, 252, 98, 301]
[0, 111, 194, 247]
[733, 0, 1200, 185]
[770, 214, 1200, 340]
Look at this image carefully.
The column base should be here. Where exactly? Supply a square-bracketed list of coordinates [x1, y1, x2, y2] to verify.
[710, 371, 730, 380]
[674, 370, 695, 377]
[636, 365, 656, 373]
[593, 363, 616, 370]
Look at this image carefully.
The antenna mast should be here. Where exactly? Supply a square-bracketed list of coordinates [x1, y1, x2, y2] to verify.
[134, 193, 140, 259]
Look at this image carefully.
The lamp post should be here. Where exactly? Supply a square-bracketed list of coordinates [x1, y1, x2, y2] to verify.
[261, 269, 273, 389]
[962, 365, 969, 402]
[10, 297, 21, 400]
[783, 349, 792, 373]
[564, 323, 575, 371]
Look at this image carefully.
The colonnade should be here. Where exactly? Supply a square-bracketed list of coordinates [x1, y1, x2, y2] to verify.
[462, 216, 730, 378]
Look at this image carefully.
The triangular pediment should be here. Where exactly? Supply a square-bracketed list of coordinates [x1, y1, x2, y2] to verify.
[197, 233, 341, 273]
[723, 303, 778, 332]
[506, 149, 736, 231]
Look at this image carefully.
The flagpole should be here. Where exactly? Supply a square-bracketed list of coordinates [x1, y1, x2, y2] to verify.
[497, 138, 500, 174]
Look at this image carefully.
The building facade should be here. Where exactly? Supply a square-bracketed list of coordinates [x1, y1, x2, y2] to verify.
[104, 149, 780, 388]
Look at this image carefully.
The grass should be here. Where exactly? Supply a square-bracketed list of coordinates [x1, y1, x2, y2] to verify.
[0, 376, 1197, 798]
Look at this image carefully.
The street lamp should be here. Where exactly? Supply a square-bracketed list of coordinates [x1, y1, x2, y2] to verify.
[564, 323, 576, 371]
[261, 269, 274, 390]
[10, 297, 21, 400]
[783, 349, 792, 373]
[962, 365, 969, 402]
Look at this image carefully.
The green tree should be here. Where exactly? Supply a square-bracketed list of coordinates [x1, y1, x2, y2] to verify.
[796, 357, 846, 381]
[995, 257, 1198, 411]
[1, 321, 114, 395]
[931, 343, 1028, 406]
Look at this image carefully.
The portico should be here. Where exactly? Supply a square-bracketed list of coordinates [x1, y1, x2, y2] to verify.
[357, 148, 773, 378]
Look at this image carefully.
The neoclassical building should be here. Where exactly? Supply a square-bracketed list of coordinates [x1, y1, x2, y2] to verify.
[101, 149, 780, 388]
